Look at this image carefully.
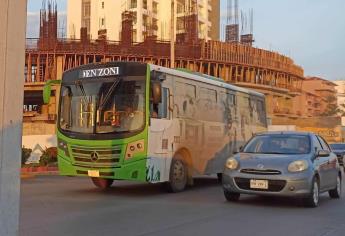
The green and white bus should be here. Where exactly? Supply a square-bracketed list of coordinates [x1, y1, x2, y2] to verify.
[44, 62, 267, 192]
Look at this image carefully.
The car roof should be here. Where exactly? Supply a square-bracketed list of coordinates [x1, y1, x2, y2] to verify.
[255, 131, 313, 136]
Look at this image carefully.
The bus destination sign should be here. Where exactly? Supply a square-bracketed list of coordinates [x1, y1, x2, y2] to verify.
[81, 67, 120, 78]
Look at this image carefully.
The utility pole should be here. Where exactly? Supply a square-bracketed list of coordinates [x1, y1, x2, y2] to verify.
[170, 0, 175, 68]
[0, 0, 27, 235]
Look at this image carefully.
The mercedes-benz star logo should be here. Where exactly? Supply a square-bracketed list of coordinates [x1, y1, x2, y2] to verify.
[257, 164, 264, 169]
[90, 151, 99, 162]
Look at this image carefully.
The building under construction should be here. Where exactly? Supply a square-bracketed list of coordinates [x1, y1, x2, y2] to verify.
[24, 1, 310, 138]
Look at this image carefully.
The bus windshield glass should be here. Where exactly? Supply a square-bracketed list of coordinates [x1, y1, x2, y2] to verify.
[59, 76, 146, 134]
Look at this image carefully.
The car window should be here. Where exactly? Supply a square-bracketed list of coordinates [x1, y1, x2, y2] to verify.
[330, 144, 345, 150]
[317, 136, 331, 151]
[243, 134, 311, 154]
[312, 135, 323, 151]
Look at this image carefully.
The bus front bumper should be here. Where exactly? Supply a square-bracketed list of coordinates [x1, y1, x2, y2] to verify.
[58, 155, 148, 182]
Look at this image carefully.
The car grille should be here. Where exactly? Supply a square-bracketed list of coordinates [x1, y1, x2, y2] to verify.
[240, 169, 281, 175]
[71, 145, 121, 168]
[234, 177, 286, 192]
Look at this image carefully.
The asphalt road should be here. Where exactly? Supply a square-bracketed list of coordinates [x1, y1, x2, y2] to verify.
[20, 175, 345, 236]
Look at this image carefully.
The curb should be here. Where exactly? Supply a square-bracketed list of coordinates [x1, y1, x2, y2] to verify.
[21, 167, 59, 178]
[21, 173, 35, 179]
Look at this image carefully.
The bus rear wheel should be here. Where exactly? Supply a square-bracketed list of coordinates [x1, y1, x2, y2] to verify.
[91, 177, 113, 190]
[166, 156, 188, 193]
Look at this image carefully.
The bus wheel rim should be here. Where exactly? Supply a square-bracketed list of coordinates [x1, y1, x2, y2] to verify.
[173, 160, 185, 182]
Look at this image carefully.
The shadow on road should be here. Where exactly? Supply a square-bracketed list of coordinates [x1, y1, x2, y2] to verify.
[70, 176, 221, 198]
[225, 194, 333, 209]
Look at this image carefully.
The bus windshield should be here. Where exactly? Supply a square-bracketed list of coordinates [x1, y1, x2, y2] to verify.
[59, 75, 146, 135]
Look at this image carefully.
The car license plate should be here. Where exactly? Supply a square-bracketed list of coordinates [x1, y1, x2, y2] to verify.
[250, 179, 268, 189]
[88, 170, 100, 177]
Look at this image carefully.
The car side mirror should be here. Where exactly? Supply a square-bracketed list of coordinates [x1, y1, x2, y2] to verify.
[317, 150, 330, 157]
[233, 146, 243, 154]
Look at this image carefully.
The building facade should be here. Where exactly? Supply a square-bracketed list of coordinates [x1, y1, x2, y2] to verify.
[67, 0, 220, 42]
[334, 80, 345, 112]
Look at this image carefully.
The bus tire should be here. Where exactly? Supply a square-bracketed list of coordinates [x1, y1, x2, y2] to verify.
[91, 177, 113, 190]
[166, 156, 188, 193]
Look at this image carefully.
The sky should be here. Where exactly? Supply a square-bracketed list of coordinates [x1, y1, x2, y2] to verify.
[27, 0, 345, 80]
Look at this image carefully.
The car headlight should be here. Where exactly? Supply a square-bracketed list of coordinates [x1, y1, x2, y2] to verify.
[288, 160, 309, 172]
[225, 157, 239, 170]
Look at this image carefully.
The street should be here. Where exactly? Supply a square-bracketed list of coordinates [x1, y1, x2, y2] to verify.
[20, 175, 345, 236]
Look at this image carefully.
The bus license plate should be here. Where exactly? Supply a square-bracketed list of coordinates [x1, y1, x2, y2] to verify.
[250, 179, 268, 189]
[88, 170, 100, 177]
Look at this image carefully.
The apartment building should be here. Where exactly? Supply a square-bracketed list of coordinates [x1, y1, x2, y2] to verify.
[67, 0, 220, 42]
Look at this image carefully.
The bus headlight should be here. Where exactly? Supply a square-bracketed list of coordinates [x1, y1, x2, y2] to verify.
[226, 157, 239, 170]
[288, 160, 308, 172]
[57, 138, 70, 157]
[125, 140, 145, 160]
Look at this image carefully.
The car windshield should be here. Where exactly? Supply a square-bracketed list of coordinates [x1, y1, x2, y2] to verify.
[243, 134, 311, 155]
[59, 76, 146, 134]
[330, 144, 345, 150]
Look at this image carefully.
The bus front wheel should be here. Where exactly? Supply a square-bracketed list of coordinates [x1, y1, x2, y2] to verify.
[91, 177, 113, 190]
[166, 156, 188, 193]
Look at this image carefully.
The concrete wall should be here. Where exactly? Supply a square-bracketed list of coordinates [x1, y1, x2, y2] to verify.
[273, 117, 342, 143]
[0, 0, 27, 235]
[22, 123, 56, 136]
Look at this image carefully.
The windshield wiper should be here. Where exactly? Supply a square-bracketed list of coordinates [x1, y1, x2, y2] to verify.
[75, 80, 89, 107]
[98, 78, 122, 111]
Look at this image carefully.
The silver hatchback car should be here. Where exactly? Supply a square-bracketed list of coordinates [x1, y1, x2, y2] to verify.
[222, 132, 342, 207]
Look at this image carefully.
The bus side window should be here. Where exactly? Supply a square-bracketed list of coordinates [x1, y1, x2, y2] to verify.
[151, 88, 169, 119]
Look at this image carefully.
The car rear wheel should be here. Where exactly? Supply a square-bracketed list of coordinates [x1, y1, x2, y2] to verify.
[303, 177, 319, 208]
[329, 175, 341, 199]
[91, 177, 113, 190]
[166, 156, 188, 193]
[224, 189, 240, 202]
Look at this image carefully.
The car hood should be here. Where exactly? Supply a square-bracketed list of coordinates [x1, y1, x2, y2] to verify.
[236, 153, 310, 170]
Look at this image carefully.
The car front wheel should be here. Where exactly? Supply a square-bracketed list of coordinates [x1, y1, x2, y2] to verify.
[303, 177, 319, 208]
[329, 175, 341, 199]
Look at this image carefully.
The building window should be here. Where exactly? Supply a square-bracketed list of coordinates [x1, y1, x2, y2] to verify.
[177, 3, 184, 14]
[130, 0, 137, 9]
[100, 18, 106, 28]
[101, 1, 104, 9]
[82, 0, 91, 17]
[143, 0, 147, 10]
[153, 2, 158, 14]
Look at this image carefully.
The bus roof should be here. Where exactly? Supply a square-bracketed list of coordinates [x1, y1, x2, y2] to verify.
[149, 64, 265, 98]
[61, 62, 264, 98]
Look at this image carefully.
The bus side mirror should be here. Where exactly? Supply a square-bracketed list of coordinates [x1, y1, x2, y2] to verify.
[151, 81, 162, 105]
[43, 80, 62, 104]
[43, 83, 52, 104]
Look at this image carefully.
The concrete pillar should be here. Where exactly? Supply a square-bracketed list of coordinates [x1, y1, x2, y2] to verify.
[0, 0, 27, 235]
